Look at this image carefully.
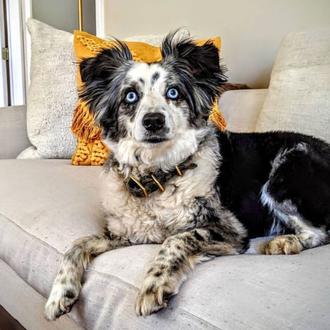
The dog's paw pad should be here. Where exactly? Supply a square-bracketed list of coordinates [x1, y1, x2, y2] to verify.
[44, 287, 79, 320]
[262, 235, 303, 255]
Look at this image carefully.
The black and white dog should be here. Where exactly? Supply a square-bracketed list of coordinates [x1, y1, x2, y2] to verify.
[45, 32, 330, 319]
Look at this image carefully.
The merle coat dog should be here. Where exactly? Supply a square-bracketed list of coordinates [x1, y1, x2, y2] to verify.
[45, 32, 330, 319]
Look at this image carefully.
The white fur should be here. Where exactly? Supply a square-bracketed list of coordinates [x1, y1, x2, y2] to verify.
[102, 133, 220, 244]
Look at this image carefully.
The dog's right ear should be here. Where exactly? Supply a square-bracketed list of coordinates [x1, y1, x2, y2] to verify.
[78, 41, 133, 120]
[79, 41, 133, 85]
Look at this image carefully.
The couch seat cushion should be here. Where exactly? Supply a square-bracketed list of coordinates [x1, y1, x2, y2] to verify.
[0, 160, 329, 329]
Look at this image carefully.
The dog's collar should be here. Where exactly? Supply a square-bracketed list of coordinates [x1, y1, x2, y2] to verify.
[124, 158, 197, 198]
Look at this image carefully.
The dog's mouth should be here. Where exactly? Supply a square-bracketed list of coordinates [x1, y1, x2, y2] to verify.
[143, 137, 169, 144]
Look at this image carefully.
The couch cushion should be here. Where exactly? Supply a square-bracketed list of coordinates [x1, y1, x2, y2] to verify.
[0, 159, 329, 329]
[20, 19, 77, 159]
[256, 28, 330, 142]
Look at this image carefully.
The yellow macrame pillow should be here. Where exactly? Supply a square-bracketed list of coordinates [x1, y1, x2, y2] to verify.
[71, 31, 226, 166]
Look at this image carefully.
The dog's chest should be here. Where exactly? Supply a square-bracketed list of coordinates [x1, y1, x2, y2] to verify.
[101, 151, 218, 244]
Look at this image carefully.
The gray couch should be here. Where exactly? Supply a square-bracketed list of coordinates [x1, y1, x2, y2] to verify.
[1, 88, 330, 330]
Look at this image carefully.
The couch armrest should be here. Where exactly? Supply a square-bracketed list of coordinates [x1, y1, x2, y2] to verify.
[220, 89, 268, 132]
[0, 106, 31, 159]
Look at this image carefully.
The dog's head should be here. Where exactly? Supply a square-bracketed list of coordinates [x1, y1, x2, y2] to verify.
[79, 32, 226, 168]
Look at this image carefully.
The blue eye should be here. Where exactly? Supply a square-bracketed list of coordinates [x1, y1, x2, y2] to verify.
[125, 91, 139, 104]
[166, 87, 179, 100]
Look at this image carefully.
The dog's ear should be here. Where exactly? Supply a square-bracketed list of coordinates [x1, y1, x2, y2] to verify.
[80, 41, 132, 85]
[161, 31, 226, 86]
[161, 31, 227, 118]
[78, 41, 133, 125]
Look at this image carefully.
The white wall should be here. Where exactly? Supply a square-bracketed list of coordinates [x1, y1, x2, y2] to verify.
[102, 0, 330, 88]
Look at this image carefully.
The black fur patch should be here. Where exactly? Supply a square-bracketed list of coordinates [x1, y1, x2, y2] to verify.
[209, 229, 224, 242]
[193, 230, 205, 241]
[64, 289, 76, 299]
[151, 72, 160, 85]
[216, 131, 330, 237]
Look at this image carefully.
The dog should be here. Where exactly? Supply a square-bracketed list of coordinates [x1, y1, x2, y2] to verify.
[45, 32, 330, 320]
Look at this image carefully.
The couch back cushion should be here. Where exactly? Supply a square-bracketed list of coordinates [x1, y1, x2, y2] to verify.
[256, 28, 330, 142]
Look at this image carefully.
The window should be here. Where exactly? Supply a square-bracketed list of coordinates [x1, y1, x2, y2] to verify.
[0, 0, 9, 107]
[0, 0, 31, 107]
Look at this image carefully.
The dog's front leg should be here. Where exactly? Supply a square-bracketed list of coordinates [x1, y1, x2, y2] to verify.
[135, 229, 238, 316]
[44, 232, 129, 320]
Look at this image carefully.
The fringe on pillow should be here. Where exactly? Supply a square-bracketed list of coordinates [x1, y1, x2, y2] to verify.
[71, 103, 102, 141]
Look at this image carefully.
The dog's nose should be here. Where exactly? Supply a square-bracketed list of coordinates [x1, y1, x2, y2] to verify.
[142, 113, 165, 132]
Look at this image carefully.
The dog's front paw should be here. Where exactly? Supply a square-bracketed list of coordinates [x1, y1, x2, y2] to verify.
[135, 284, 173, 317]
[135, 274, 176, 317]
[44, 284, 80, 320]
[262, 234, 303, 255]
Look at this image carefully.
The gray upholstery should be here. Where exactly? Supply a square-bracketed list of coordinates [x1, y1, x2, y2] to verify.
[0, 159, 329, 330]
[0, 106, 31, 159]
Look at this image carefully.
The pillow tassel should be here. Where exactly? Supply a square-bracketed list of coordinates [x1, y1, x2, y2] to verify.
[71, 103, 102, 141]
[71, 104, 109, 165]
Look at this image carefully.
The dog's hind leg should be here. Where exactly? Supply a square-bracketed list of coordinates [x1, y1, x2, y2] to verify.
[260, 144, 330, 255]
[44, 232, 129, 320]
[261, 215, 328, 255]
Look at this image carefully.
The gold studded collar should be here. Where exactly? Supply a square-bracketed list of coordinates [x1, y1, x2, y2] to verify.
[124, 158, 197, 198]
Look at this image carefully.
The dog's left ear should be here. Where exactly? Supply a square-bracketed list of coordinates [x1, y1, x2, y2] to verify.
[162, 32, 227, 115]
